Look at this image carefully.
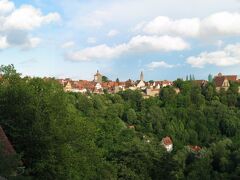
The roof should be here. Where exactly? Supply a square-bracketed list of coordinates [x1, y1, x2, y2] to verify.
[0, 126, 15, 155]
[213, 76, 226, 87]
[189, 145, 201, 152]
[223, 75, 237, 81]
[162, 136, 173, 146]
[214, 73, 238, 87]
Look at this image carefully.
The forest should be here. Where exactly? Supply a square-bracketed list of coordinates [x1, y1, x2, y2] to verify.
[0, 65, 240, 180]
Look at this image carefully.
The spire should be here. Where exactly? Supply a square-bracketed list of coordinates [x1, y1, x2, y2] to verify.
[140, 71, 144, 81]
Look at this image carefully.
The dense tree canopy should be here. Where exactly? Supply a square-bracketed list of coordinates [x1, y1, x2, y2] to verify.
[0, 65, 240, 179]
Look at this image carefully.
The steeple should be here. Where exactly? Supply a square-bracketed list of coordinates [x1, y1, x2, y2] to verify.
[140, 71, 144, 81]
[94, 70, 102, 83]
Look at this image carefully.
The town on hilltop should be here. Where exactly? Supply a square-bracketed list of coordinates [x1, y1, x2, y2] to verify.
[57, 71, 240, 97]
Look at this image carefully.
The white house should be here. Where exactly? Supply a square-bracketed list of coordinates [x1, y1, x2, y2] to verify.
[161, 136, 173, 152]
[95, 83, 102, 90]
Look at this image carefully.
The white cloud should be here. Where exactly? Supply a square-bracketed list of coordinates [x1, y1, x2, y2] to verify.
[147, 61, 174, 70]
[61, 41, 75, 49]
[107, 29, 119, 37]
[137, 11, 240, 38]
[186, 43, 240, 67]
[0, 0, 14, 15]
[3, 5, 60, 31]
[200, 11, 240, 37]
[128, 35, 189, 52]
[143, 16, 200, 37]
[67, 35, 189, 61]
[67, 44, 126, 61]
[0, 2, 60, 50]
[87, 37, 97, 44]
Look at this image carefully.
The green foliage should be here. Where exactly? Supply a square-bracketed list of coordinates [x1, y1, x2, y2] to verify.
[0, 65, 240, 179]
[102, 76, 109, 82]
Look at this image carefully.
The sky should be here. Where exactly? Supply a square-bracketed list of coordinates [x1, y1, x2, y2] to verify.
[1, 0, 240, 81]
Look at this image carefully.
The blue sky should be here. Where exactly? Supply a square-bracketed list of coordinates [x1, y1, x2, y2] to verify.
[1, 0, 240, 81]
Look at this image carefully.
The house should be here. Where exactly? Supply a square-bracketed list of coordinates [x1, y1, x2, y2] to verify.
[213, 73, 238, 92]
[94, 82, 102, 90]
[153, 80, 173, 89]
[161, 136, 173, 152]
[0, 126, 25, 176]
[188, 145, 203, 158]
[136, 80, 145, 89]
[188, 145, 201, 153]
[146, 88, 160, 97]
[125, 79, 135, 88]
[63, 81, 73, 92]
[154, 81, 161, 89]
[0, 126, 16, 155]
[161, 80, 173, 87]
[136, 71, 146, 89]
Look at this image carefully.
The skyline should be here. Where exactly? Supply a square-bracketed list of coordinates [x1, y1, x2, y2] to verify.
[1, 0, 240, 81]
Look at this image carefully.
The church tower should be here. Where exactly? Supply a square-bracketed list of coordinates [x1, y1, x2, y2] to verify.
[140, 71, 144, 81]
[94, 70, 102, 83]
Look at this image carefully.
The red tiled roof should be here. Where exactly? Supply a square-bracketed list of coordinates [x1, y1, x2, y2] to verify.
[214, 73, 238, 87]
[162, 136, 173, 146]
[0, 126, 15, 155]
[189, 145, 201, 152]
[214, 76, 226, 87]
[224, 75, 238, 81]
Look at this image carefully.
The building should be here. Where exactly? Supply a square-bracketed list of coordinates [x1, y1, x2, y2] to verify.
[140, 71, 144, 81]
[94, 70, 102, 83]
[188, 145, 201, 153]
[146, 88, 160, 97]
[213, 73, 238, 91]
[136, 71, 145, 88]
[0, 126, 16, 155]
[63, 81, 73, 92]
[0, 126, 24, 176]
[161, 136, 173, 152]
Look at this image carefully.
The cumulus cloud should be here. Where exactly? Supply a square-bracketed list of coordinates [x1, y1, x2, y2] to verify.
[186, 43, 240, 67]
[0, 0, 60, 49]
[137, 11, 240, 38]
[143, 16, 200, 37]
[200, 12, 240, 37]
[147, 61, 174, 70]
[0, 0, 14, 15]
[3, 5, 60, 31]
[107, 29, 119, 37]
[67, 35, 189, 61]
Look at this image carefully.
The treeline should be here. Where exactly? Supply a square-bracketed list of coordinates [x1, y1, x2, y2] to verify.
[0, 65, 240, 179]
